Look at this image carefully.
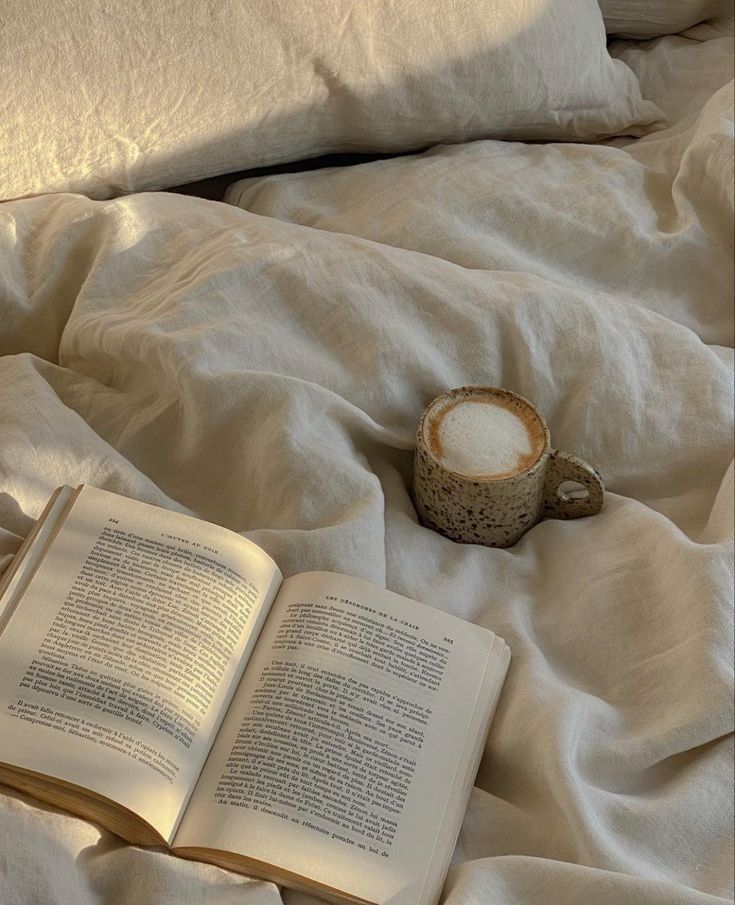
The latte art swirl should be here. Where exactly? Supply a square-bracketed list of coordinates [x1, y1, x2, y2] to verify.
[426, 396, 545, 479]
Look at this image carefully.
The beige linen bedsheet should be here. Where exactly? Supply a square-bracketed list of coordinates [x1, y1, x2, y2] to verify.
[0, 20, 732, 905]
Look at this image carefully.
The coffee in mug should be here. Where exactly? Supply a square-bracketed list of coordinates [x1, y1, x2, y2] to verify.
[413, 386, 604, 547]
[425, 392, 547, 480]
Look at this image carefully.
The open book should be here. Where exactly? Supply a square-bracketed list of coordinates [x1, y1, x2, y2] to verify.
[0, 485, 509, 905]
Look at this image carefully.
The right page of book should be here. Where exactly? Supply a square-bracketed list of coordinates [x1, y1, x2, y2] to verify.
[174, 571, 510, 905]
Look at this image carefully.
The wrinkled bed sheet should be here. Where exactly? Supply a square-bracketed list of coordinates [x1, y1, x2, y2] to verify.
[1, 22, 733, 905]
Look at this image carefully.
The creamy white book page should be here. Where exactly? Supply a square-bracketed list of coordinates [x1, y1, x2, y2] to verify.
[0, 485, 282, 842]
[174, 571, 507, 905]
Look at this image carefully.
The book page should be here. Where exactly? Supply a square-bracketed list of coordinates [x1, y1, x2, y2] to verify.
[0, 486, 281, 843]
[174, 571, 509, 905]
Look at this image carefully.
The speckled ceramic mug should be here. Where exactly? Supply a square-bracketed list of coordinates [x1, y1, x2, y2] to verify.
[413, 386, 604, 548]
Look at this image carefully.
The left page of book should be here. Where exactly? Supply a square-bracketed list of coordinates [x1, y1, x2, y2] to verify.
[0, 485, 282, 843]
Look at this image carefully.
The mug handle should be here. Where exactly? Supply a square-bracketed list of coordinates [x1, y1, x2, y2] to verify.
[542, 449, 604, 520]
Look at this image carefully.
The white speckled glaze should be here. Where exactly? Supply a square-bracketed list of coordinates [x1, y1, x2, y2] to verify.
[413, 386, 604, 547]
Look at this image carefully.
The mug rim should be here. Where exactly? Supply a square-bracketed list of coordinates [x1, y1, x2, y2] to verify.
[418, 385, 551, 483]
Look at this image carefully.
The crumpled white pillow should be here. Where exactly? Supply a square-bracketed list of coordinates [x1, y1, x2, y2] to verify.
[1, 0, 663, 201]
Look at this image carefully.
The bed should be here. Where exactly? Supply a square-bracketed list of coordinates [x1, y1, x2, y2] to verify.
[1, 2, 733, 903]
